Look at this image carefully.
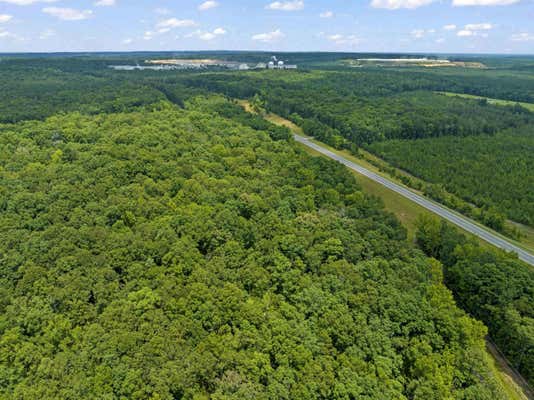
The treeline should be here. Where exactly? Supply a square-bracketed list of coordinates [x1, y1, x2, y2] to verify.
[179, 71, 534, 146]
[0, 69, 165, 123]
[369, 131, 534, 227]
[264, 89, 533, 145]
[416, 216, 534, 385]
[2, 59, 533, 136]
[0, 95, 508, 399]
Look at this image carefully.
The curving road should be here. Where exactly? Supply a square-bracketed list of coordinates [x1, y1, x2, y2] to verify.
[294, 134, 534, 267]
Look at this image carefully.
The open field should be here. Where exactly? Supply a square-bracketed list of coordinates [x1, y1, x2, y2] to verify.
[437, 91, 534, 112]
[344, 58, 487, 68]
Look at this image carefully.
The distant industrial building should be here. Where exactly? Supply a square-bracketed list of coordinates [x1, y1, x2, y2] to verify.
[109, 57, 296, 73]
[266, 56, 297, 70]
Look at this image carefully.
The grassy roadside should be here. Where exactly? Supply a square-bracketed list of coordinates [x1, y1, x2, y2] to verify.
[436, 91, 534, 112]
[485, 341, 532, 400]
[299, 143, 436, 243]
[350, 145, 534, 252]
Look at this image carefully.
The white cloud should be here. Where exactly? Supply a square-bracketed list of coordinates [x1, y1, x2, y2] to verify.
[0, 0, 57, 4]
[410, 28, 436, 38]
[464, 23, 493, 30]
[320, 10, 333, 18]
[370, 0, 435, 9]
[39, 28, 55, 39]
[0, 28, 21, 39]
[510, 32, 534, 41]
[266, 0, 304, 11]
[145, 18, 198, 40]
[156, 18, 198, 29]
[457, 29, 474, 36]
[187, 27, 226, 41]
[94, 0, 115, 6]
[443, 24, 457, 30]
[327, 33, 360, 45]
[154, 7, 171, 15]
[122, 38, 133, 44]
[0, 14, 13, 23]
[252, 29, 284, 42]
[198, 1, 219, 10]
[198, 32, 216, 40]
[411, 29, 425, 38]
[328, 34, 343, 41]
[42, 7, 93, 21]
[456, 23, 493, 37]
[453, 0, 518, 5]
[435, 38, 445, 43]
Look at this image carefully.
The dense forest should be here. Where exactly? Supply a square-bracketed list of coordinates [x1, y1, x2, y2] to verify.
[0, 95, 510, 399]
[0, 69, 166, 123]
[0, 54, 533, 398]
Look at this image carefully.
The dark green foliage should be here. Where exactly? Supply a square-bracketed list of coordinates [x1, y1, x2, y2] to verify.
[0, 96, 507, 399]
[179, 71, 534, 146]
[370, 131, 534, 227]
[0, 69, 166, 123]
[264, 89, 533, 145]
[416, 216, 534, 384]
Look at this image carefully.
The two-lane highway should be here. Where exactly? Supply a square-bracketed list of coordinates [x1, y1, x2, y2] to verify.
[294, 134, 534, 267]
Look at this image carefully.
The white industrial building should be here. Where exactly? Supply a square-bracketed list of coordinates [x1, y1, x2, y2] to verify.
[266, 57, 297, 70]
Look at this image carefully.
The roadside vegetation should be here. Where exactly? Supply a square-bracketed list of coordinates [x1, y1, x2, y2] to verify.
[416, 216, 534, 387]
[175, 67, 534, 239]
[368, 130, 534, 229]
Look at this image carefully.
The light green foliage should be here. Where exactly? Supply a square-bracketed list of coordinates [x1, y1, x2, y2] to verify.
[0, 96, 507, 399]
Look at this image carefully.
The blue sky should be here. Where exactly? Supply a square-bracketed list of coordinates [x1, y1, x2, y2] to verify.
[0, 0, 533, 53]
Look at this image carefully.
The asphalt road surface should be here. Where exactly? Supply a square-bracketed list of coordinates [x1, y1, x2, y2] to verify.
[294, 134, 534, 267]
